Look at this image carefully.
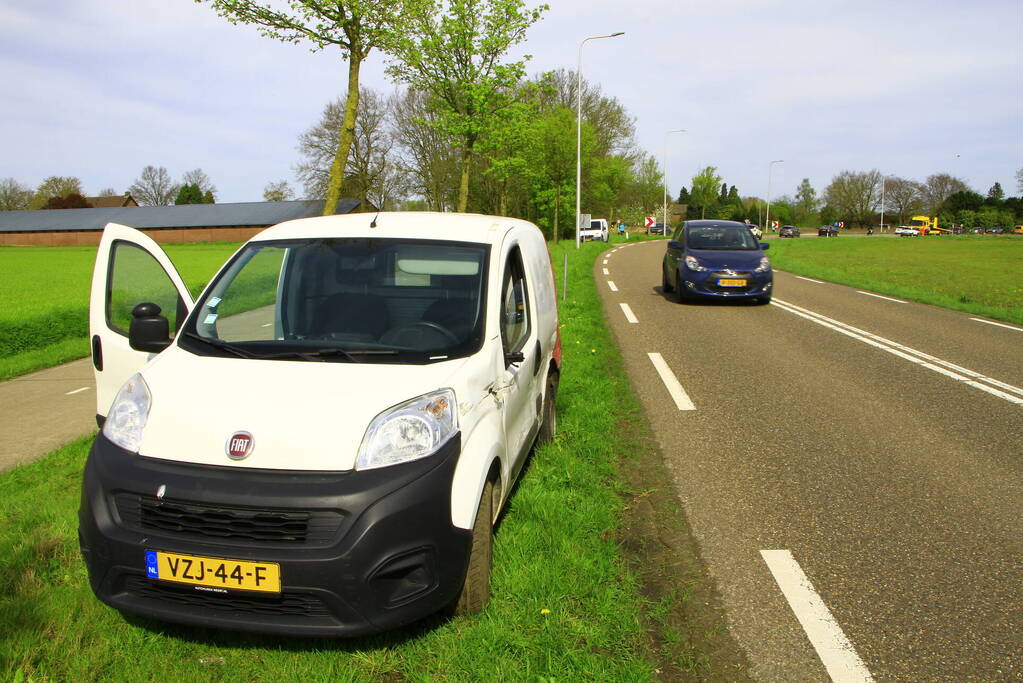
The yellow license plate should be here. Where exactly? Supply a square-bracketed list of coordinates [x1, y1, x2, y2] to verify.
[718, 278, 747, 287]
[146, 550, 281, 593]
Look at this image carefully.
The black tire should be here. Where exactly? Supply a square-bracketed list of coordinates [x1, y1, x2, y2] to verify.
[452, 479, 494, 615]
[537, 372, 558, 446]
[661, 265, 674, 293]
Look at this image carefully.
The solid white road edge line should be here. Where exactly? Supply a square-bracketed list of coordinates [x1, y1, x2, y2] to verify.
[647, 352, 696, 411]
[796, 276, 826, 284]
[760, 550, 874, 683]
[620, 303, 638, 324]
[65, 387, 90, 396]
[772, 299, 1023, 404]
[970, 318, 1023, 333]
[856, 291, 907, 303]
[607, 281, 619, 292]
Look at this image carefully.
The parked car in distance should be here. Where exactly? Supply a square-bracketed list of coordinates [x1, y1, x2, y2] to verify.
[662, 220, 773, 305]
[580, 218, 609, 242]
[648, 222, 666, 235]
[80, 212, 562, 637]
[779, 225, 800, 238]
[895, 226, 921, 236]
[986, 227, 1005, 234]
[818, 225, 840, 237]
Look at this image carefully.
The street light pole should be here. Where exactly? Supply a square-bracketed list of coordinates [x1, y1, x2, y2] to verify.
[662, 129, 686, 235]
[576, 31, 624, 249]
[765, 159, 784, 233]
[879, 174, 885, 233]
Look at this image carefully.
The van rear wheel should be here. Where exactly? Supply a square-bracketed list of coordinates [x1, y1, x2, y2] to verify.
[452, 479, 494, 615]
[537, 373, 558, 445]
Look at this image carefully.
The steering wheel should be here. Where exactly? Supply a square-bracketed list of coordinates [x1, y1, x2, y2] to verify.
[380, 321, 460, 347]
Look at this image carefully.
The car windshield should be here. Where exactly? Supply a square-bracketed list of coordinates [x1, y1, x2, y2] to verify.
[686, 226, 760, 250]
[180, 238, 489, 364]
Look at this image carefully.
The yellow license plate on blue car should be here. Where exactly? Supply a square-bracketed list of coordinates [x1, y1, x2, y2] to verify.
[146, 550, 281, 593]
[718, 278, 747, 287]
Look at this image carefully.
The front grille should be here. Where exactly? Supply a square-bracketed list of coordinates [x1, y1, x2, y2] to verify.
[124, 575, 332, 617]
[114, 494, 344, 546]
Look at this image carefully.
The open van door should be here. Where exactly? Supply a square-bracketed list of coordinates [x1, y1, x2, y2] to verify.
[89, 223, 194, 423]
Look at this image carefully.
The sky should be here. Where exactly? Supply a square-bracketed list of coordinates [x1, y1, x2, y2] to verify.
[2, 0, 1021, 205]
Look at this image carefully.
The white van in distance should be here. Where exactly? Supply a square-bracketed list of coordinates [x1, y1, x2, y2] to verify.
[579, 218, 609, 242]
[79, 212, 561, 636]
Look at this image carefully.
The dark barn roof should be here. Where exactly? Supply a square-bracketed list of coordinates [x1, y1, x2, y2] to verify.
[0, 199, 362, 233]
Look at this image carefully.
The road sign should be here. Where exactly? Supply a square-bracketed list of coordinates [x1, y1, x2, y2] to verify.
[645, 216, 655, 228]
[771, 220, 779, 229]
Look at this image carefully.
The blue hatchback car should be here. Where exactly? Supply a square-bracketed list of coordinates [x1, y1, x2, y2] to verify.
[662, 220, 773, 304]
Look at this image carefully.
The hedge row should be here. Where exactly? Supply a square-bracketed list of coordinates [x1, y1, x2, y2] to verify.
[0, 308, 88, 359]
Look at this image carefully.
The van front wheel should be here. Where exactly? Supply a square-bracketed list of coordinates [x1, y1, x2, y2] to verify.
[452, 479, 494, 615]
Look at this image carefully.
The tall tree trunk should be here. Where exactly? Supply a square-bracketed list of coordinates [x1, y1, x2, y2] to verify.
[457, 144, 472, 212]
[324, 56, 362, 215]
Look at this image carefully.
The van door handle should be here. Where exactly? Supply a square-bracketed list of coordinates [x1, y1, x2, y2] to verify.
[533, 340, 541, 376]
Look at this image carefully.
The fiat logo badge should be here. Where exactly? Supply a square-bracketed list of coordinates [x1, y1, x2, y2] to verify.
[226, 432, 254, 460]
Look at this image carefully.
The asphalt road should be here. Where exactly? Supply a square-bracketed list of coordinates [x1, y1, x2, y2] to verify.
[598, 239, 1022, 682]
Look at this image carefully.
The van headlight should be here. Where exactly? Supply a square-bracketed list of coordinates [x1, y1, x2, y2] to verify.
[356, 389, 458, 470]
[102, 373, 151, 452]
[754, 257, 771, 273]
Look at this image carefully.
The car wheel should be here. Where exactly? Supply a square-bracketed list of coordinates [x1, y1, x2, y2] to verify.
[673, 276, 690, 303]
[661, 265, 674, 293]
[537, 372, 558, 446]
[452, 478, 494, 616]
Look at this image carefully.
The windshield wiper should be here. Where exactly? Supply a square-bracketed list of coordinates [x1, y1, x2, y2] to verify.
[182, 331, 256, 358]
[254, 348, 399, 363]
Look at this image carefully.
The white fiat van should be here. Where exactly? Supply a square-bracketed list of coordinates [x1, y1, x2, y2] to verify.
[79, 212, 561, 636]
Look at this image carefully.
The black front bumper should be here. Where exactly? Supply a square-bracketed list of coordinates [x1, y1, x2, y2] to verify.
[78, 433, 470, 637]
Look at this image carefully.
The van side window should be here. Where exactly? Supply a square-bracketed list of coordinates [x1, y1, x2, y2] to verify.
[500, 248, 531, 355]
[107, 240, 186, 336]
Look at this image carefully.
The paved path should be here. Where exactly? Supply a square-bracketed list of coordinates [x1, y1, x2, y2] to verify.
[1, 357, 96, 470]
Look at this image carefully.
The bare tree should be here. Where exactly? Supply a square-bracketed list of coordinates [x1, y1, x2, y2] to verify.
[534, 69, 638, 159]
[128, 166, 179, 206]
[0, 177, 33, 211]
[96, 187, 119, 197]
[883, 176, 924, 226]
[824, 170, 882, 226]
[263, 180, 295, 202]
[390, 89, 459, 211]
[1016, 167, 1023, 195]
[920, 173, 970, 214]
[180, 168, 218, 201]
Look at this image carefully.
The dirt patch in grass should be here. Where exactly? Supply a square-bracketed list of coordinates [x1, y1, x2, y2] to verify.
[615, 408, 753, 682]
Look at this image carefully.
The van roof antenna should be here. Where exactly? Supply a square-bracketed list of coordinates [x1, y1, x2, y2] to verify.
[370, 213, 379, 228]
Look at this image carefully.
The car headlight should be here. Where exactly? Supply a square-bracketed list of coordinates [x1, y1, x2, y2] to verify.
[685, 255, 707, 271]
[102, 373, 151, 452]
[754, 257, 771, 273]
[356, 389, 458, 470]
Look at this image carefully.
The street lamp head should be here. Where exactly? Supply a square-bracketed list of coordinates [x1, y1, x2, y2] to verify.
[610, 31, 625, 37]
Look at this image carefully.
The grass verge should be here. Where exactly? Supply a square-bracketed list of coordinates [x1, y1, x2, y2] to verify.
[1, 236, 730, 681]
[767, 235, 1023, 324]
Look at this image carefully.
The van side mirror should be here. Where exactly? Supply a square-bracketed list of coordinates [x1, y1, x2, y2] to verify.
[760, 242, 770, 250]
[667, 240, 681, 249]
[129, 302, 172, 353]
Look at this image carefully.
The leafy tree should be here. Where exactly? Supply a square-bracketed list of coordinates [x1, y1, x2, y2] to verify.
[676, 186, 689, 204]
[181, 168, 218, 202]
[174, 183, 205, 205]
[823, 170, 881, 226]
[819, 204, 837, 226]
[920, 173, 970, 214]
[591, 155, 633, 224]
[41, 192, 93, 209]
[690, 166, 723, 219]
[794, 178, 819, 225]
[883, 176, 924, 226]
[129, 166, 178, 206]
[29, 176, 84, 209]
[0, 177, 33, 211]
[942, 190, 984, 215]
[263, 180, 295, 202]
[987, 182, 1004, 201]
[525, 107, 590, 240]
[957, 209, 977, 228]
[199, 0, 422, 215]
[386, 0, 548, 212]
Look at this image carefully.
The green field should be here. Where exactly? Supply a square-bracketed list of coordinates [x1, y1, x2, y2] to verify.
[0, 237, 742, 681]
[767, 235, 1023, 324]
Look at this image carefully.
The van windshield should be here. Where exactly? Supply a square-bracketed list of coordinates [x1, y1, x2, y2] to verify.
[179, 238, 489, 364]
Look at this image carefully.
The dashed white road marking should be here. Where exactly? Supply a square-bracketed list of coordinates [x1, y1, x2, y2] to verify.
[772, 298, 1023, 405]
[761, 550, 874, 683]
[602, 268, 609, 275]
[607, 281, 618, 292]
[65, 387, 90, 396]
[620, 303, 638, 323]
[261, 323, 273, 328]
[796, 276, 825, 284]
[970, 318, 1023, 333]
[603, 259, 609, 265]
[856, 291, 907, 304]
[646, 352, 696, 410]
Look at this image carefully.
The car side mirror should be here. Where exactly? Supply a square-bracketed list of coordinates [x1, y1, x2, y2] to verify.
[760, 242, 770, 250]
[129, 302, 172, 353]
[667, 240, 681, 249]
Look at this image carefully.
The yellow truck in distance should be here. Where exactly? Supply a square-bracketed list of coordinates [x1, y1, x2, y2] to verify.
[909, 215, 951, 235]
